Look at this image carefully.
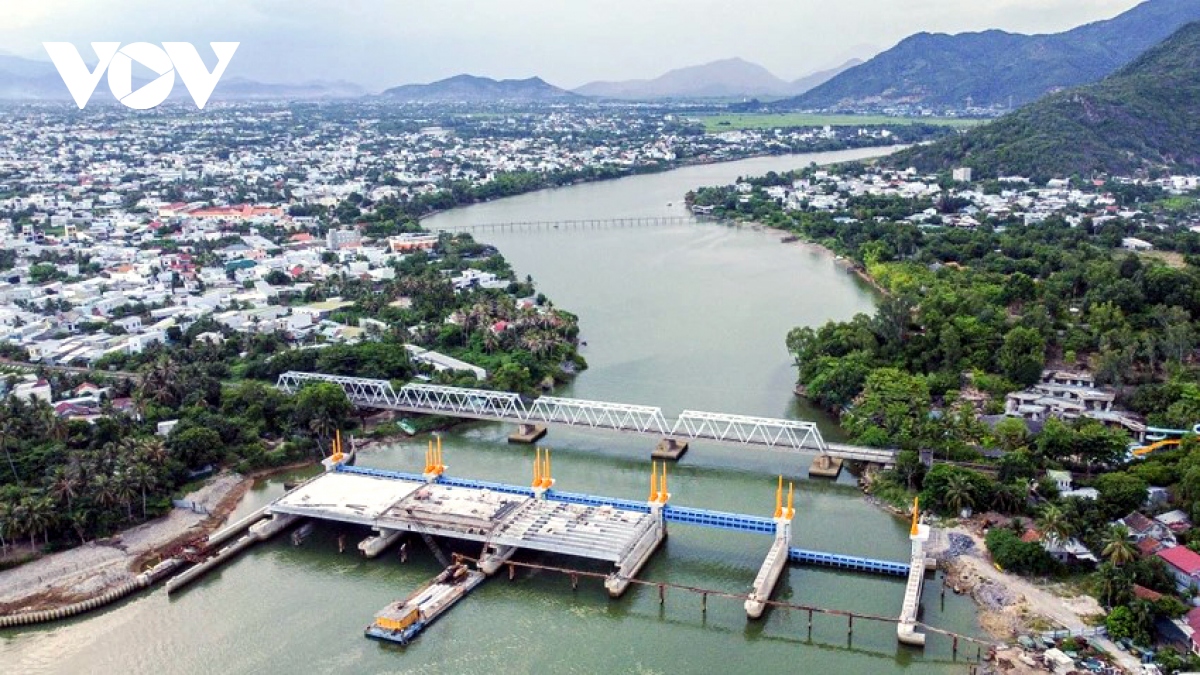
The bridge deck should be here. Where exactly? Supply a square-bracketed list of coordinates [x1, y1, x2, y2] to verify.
[276, 372, 897, 464]
[273, 465, 908, 577]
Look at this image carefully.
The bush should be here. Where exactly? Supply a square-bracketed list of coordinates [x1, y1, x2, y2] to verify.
[985, 527, 1057, 575]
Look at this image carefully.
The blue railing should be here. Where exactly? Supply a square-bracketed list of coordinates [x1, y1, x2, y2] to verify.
[788, 548, 910, 576]
[337, 465, 426, 482]
[437, 475, 536, 498]
[664, 506, 777, 534]
[546, 490, 652, 513]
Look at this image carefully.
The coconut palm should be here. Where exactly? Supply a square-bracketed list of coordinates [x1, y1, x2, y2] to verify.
[1101, 524, 1138, 566]
[1037, 504, 1073, 547]
[22, 495, 55, 550]
[128, 463, 157, 519]
[943, 473, 975, 514]
[50, 465, 82, 510]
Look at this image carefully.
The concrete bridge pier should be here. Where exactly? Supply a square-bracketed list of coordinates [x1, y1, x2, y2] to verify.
[508, 424, 547, 444]
[745, 499, 792, 619]
[358, 527, 405, 558]
[808, 453, 843, 478]
[479, 544, 519, 575]
[652, 438, 689, 460]
[605, 501, 666, 597]
[897, 504, 932, 647]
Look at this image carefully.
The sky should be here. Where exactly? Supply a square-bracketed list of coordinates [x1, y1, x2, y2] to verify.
[1, 0, 1143, 90]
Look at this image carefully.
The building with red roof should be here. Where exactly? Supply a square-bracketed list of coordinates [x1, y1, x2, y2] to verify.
[1157, 546, 1200, 592]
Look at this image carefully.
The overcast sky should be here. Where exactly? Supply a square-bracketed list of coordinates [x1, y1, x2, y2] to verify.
[3, 0, 1142, 90]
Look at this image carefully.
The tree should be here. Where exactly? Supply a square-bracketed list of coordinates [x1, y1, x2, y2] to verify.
[1037, 504, 1073, 546]
[997, 326, 1045, 387]
[1094, 473, 1150, 519]
[844, 368, 931, 450]
[167, 427, 222, 469]
[1101, 524, 1137, 566]
[991, 417, 1029, 453]
[944, 473, 976, 515]
[291, 382, 353, 453]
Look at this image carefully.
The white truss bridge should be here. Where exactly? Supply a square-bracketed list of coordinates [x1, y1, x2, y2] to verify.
[276, 372, 896, 464]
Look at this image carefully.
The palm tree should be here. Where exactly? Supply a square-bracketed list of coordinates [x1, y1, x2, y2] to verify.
[943, 474, 975, 515]
[22, 495, 54, 551]
[50, 465, 82, 510]
[113, 471, 137, 522]
[128, 463, 157, 519]
[0, 498, 13, 555]
[1037, 505, 1073, 547]
[1101, 524, 1138, 566]
[0, 411, 20, 481]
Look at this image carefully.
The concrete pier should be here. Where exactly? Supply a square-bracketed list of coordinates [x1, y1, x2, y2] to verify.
[604, 517, 665, 597]
[651, 438, 689, 460]
[897, 520, 931, 647]
[479, 544, 519, 576]
[508, 423, 547, 444]
[745, 536, 789, 619]
[167, 514, 300, 595]
[358, 527, 405, 558]
[808, 454, 843, 478]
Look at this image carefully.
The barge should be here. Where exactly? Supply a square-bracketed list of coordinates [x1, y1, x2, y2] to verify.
[365, 563, 485, 645]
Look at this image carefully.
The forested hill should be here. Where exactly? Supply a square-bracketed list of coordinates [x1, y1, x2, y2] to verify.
[783, 0, 1200, 110]
[888, 21, 1200, 181]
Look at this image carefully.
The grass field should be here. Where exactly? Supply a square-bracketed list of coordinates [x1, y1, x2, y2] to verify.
[699, 113, 985, 133]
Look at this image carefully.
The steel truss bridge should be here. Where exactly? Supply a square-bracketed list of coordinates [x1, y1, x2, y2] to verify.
[427, 216, 694, 234]
[276, 372, 896, 464]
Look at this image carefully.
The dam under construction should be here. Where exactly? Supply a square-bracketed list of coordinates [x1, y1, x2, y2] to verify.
[133, 437, 983, 655]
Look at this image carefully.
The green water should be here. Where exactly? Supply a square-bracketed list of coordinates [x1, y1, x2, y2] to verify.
[0, 148, 983, 674]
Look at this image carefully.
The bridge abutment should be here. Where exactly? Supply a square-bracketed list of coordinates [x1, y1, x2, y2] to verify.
[508, 423, 547, 444]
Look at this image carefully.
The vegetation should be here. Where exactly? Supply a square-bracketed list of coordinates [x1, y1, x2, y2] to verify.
[786, 0, 1200, 110]
[892, 21, 1200, 180]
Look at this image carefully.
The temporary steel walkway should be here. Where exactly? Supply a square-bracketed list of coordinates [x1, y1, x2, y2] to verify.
[277, 372, 897, 464]
[333, 465, 907, 576]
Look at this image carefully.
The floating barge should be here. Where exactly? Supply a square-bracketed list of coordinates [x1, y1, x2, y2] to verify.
[365, 563, 485, 645]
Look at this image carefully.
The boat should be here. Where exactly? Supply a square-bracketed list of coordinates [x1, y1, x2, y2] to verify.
[365, 563, 485, 645]
[397, 419, 418, 436]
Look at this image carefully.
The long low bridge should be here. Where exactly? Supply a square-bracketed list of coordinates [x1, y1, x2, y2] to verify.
[276, 372, 897, 464]
[426, 216, 694, 234]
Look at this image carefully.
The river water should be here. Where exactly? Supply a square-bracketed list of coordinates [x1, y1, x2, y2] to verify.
[0, 147, 982, 674]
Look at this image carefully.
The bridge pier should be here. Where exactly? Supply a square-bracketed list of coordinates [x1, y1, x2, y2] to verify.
[508, 423, 547, 444]
[479, 544, 519, 575]
[358, 527, 405, 558]
[651, 437, 689, 460]
[605, 503, 666, 598]
[898, 504, 932, 647]
[808, 454, 843, 478]
[745, 521, 790, 619]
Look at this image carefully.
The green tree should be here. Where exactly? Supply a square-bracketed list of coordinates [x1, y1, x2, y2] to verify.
[844, 368, 931, 450]
[997, 326, 1045, 387]
[1037, 504, 1073, 546]
[1098, 524, 1136, 566]
[292, 382, 353, 453]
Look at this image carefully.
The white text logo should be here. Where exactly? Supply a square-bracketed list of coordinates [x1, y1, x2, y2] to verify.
[43, 42, 239, 110]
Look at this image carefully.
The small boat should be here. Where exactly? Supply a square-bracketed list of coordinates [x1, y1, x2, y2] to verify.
[398, 419, 418, 436]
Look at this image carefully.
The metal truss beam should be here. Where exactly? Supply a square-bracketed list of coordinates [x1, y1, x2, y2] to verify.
[671, 410, 827, 453]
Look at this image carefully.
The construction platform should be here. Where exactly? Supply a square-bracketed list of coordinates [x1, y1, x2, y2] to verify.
[268, 469, 662, 594]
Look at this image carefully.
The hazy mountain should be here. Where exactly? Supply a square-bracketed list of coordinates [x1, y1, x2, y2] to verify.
[890, 21, 1200, 180]
[789, 59, 863, 95]
[212, 77, 366, 100]
[380, 74, 578, 103]
[783, 0, 1200, 110]
[573, 57, 861, 99]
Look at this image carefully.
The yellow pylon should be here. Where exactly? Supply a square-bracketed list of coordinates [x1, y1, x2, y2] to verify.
[649, 462, 658, 502]
[659, 462, 668, 503]
[773, 475, 783, 518]
[542, 449, 552, 488]
[786, 482, 795, 519]
[436, 436, 444, 473]
[910, 496, 920, 536]
[534, 448, 543, 487]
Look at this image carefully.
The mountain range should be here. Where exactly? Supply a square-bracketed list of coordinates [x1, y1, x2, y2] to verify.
[783, 0, 1200, 110]
[572, 57, 861, 100]
[889, 21, 1200, 180]
[378, 74, 578, 102]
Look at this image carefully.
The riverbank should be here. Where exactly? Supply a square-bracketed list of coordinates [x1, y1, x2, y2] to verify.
[0, 472, 249, 615]
[727, 220, 891, 297]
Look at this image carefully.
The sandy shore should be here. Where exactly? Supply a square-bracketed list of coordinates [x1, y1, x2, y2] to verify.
[0, 472, 250, 614]
[730, 221, 891, 296]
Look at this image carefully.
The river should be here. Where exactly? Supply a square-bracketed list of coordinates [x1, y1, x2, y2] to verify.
[0, 147, 982, 674]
